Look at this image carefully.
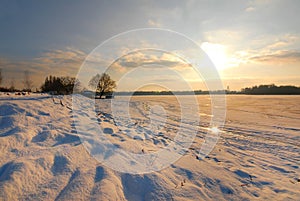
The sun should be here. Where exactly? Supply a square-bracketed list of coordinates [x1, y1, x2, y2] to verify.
[201, 42, 228, 71]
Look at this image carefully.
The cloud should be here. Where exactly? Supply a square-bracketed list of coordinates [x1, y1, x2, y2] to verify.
[110, 50, 191, 71]
[148, 19, 162, 27]
[100, 49, 205, 91]
[245, 0, 271, 12]
[249, 50, 300, 64]
[0, 47, 86, 89]
[35, 47, 86, 68]
[200, 33, 300, 70]
[245, 6, 255, 12]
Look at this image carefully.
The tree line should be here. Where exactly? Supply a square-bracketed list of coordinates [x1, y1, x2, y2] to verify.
[41, 73, 116, 98]
[116, 85, 300, 96]
[1, 68, 300, 95]
[0, 69, 116, 97]
[241, 84, 300, 95]
[40, 73, 116, 97]
[40, 75, 79, 95]
[0, 69, 33, 92]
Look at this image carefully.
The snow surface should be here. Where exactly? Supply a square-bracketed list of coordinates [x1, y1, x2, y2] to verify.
[0, 93, 299, 200]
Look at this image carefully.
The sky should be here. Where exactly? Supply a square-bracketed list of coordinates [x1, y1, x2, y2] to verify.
[0, 0, 300, 91]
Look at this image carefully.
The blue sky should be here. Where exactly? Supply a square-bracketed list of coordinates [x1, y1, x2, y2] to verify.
[0, 0, 300, 90]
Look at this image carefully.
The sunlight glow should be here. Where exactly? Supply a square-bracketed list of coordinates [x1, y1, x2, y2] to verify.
[201, 42, 228, 71]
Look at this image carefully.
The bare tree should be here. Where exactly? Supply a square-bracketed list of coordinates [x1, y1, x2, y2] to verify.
[0, 68, 2, 87]
[10, 79, 15, 91]
[23, 70, 33, 92]
[73, 78, 84, 93]
[89, 73, 116, 99]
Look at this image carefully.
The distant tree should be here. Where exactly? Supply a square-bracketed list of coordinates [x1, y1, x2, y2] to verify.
[9, 79, 15, 91]
[88, 73, 116, 99]
[241, 84, 300, 95]
[73, 78, 85, 93]
[60, 76, 76, 94]
[41, 75, 80, 95]
[0, 68, 2, 87]
[23, 70, 33, 92]
[41, 76, 63, 94]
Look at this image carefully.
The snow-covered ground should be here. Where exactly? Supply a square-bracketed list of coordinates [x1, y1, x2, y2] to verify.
[0, 93, 299, 200]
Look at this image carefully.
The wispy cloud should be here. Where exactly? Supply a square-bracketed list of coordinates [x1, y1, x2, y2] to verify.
[0, 47, 86, 89]
[37, 48, 85, 69]
[148, 19, 162, 27]
[110, 50, 191, 72]
[245, 0, 271, 12]
[249, 50, 300, 64]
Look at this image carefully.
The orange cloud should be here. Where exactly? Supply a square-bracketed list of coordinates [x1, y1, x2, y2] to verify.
[0, 47, 87, 89]
[249, 50, 300, 64]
